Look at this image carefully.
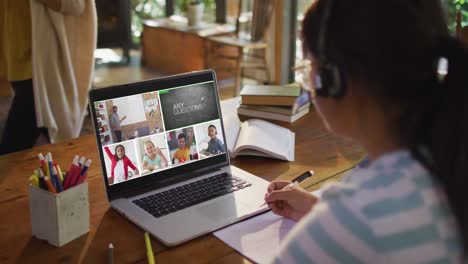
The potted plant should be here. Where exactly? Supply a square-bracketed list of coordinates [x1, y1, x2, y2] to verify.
[442, 0, 467, 33]
[185, 0, 204, 26]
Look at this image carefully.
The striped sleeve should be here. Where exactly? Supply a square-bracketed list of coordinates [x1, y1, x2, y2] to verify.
[270, 151, 463, 263]
[272, 198, 380, 264]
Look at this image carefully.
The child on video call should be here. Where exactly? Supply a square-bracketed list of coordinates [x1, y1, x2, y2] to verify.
[206, 124, 225, 155]
[142, 140, 168, 171]
[104, 145, 139, 184]
[173, 128, 193, 163]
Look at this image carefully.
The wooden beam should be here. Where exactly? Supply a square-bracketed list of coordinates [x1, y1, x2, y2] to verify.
[215, 0, 226, 23]
[272, 0, 296, 85]
[166, 0, 174, 17]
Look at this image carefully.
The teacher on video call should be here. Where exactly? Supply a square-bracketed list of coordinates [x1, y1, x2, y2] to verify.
[110, 105, 126, 143]
[264, 0, 467, 262]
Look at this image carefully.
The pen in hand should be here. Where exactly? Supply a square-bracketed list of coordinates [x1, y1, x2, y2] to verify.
[261, 170, 315, 207]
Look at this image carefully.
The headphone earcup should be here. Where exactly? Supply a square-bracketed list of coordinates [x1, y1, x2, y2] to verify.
[317, 63, 346, 98]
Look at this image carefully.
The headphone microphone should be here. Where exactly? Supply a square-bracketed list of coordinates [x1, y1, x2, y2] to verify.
[316, 0, 346, 98]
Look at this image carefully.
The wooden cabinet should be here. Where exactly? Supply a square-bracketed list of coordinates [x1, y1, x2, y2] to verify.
[141, 17, 235, 74]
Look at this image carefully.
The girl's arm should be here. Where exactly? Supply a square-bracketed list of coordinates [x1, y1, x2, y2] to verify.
[126, 157, 138, 173]
[187, 128, 194, 148]
[142, 158, 154, 171]
[104, 146, 114, 160]
[159, 153, 169, 167]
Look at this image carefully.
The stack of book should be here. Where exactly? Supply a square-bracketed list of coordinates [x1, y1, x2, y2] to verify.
[237, 83, 310, 123]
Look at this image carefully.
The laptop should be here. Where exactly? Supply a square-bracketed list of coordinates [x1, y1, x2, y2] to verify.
[89, 70, 270, 246]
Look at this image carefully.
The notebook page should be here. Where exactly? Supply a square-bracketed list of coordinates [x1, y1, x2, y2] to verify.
[213, 190, 322, 263]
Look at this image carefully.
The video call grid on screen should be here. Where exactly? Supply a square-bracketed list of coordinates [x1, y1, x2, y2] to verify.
[93, 81, 227, 186]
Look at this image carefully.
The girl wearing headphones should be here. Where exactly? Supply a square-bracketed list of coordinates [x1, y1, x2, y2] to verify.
[264, 0, 467, 262]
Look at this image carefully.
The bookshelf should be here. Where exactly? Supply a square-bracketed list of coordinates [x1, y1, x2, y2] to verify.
[94, 103, 112, 144]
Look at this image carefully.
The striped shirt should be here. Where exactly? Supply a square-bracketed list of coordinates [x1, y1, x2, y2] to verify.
[272, 150, 462, 263]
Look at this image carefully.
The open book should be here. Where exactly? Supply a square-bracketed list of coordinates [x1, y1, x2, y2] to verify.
[230, 119, 295, 161]
[221, 98, 295, 161]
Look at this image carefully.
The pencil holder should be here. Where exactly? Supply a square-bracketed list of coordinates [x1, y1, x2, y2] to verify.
[28, 182, 90, 247]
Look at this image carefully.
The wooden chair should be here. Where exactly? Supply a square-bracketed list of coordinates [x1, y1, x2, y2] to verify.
[207, 0, 275, 95]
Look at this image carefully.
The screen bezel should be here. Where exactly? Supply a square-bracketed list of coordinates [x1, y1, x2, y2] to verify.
[88, 70, 230, 201]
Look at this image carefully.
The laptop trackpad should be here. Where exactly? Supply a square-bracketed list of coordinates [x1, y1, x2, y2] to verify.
[195, 197, 250, 222]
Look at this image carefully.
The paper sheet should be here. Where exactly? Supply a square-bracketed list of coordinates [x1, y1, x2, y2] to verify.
[213, 190, 322, 263]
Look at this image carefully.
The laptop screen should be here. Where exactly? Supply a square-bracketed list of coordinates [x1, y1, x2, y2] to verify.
[89, 71, 229, 199]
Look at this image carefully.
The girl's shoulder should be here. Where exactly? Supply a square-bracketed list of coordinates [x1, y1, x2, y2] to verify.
[292, 151, 460, 262]
[321, 150, 433, 206]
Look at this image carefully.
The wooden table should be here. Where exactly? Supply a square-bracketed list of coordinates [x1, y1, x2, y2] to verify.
[0, 106, 366, 263]
[141, 16, 235, 74]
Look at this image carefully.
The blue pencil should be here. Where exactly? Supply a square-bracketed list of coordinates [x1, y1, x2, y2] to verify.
[47, 153, 58, 190]
[51, 166, 63, 192]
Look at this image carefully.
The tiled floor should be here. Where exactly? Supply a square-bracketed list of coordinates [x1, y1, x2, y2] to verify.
[0, 48, 237, 141]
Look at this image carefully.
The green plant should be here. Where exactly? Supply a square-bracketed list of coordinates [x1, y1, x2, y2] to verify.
[442, 0, 468, 32]
[131, 0, 166, 44]
[176, 0, 214, 13]
[130, 0, 216, 43]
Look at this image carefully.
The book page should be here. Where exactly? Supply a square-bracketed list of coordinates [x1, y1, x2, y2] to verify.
[234, 119, 294, 161]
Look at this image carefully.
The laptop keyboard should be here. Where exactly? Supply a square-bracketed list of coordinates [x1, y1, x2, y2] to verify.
[132, 173, 252, 218]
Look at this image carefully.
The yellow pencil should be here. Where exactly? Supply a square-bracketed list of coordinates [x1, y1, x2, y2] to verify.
[45, 159, 50, 177]
[29, 175, 39, 187]
[144, 232, 155, 264]
[56, 164, 64, 182]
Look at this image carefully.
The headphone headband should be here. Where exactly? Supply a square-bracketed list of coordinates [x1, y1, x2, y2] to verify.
[315, 0, 346, 98]
[318, 0, 333, 64]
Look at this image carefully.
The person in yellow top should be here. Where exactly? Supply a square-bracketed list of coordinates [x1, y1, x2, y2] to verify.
[173, 128, 194, 163]
[0, 0, 96, 155]
[0, 0, 37, 154]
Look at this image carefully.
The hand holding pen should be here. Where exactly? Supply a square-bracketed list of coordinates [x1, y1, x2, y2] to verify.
[263, 170, 319, 221]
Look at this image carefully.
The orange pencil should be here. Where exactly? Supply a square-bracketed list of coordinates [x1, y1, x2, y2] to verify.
[43, 176, 57, 194]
